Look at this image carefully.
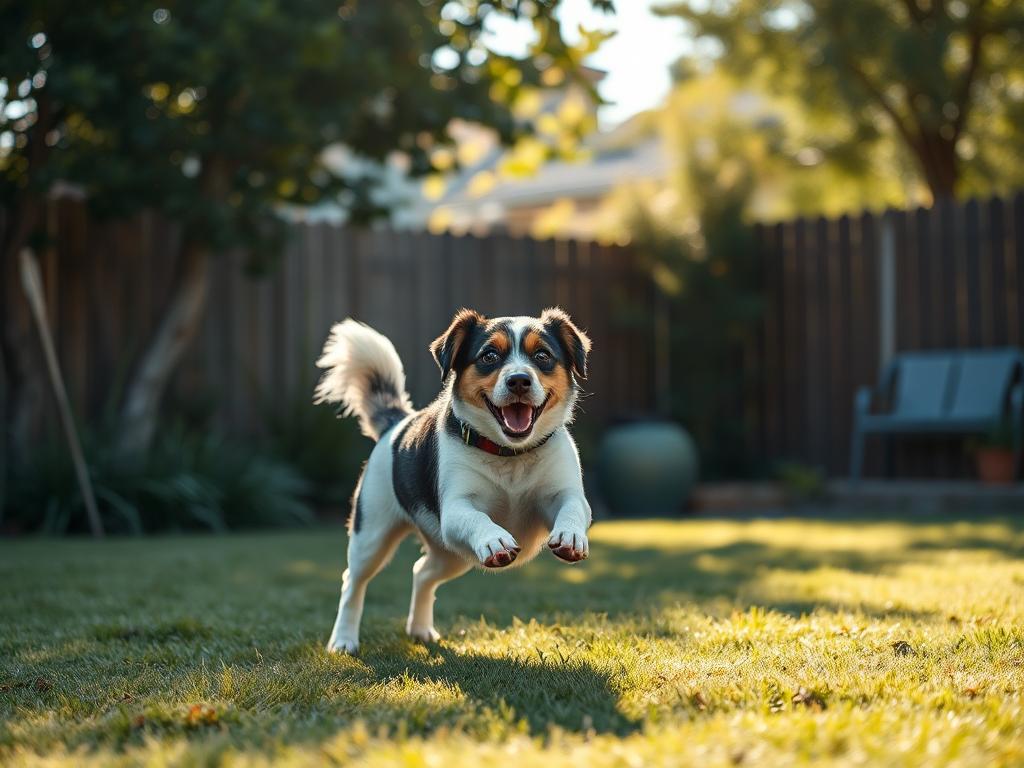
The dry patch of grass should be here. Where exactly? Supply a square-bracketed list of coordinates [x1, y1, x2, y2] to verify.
[2, 515, 1023, 766]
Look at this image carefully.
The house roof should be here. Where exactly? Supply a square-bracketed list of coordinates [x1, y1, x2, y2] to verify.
[411, 111, 667, 226]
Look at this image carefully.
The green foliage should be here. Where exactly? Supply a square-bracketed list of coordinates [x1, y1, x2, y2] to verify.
[774, 461, 827, 502]
[663, 67, 915, 219]
[659, 0, 1024, 200]
[1, 0, 613, 244]
[971, 421, 1017, 452]
[1, 517, 1023, 764]
[627, 110, 764, 478]
[263, 390, 369, 507]
[5, 425, 312, 535]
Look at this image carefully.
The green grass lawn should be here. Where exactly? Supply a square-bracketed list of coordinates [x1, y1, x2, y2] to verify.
[2, 515, 1023, 766]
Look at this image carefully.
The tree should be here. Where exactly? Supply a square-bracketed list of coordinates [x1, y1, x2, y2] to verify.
[1, 0, 612, 457]
[657, 0, 1024, 201]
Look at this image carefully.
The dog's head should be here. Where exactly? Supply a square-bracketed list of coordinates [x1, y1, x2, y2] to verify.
[430, 308, 591, 449]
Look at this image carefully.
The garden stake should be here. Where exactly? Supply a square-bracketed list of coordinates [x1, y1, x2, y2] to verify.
[19, 248, 104, 538]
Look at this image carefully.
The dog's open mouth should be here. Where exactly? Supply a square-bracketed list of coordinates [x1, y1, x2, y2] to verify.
[484, 394, 550, 439]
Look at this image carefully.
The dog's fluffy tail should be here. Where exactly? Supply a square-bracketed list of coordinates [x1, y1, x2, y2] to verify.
[314, 320, 413, 441]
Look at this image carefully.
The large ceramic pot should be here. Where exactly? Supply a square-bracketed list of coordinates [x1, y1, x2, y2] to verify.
[976, 447, 1016, 485]
[597, 420, 698, 516]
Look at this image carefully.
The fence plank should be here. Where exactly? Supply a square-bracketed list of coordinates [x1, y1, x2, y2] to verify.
[1007, 194, 1022, 347]
[962, 198, 981, 347]
[988, 197, 1008, 345]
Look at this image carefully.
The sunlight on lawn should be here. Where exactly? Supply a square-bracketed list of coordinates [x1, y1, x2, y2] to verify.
[1, 516, 1023, 766]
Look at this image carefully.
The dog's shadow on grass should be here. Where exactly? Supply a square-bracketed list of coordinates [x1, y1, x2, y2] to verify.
[357, 644, 639, 736]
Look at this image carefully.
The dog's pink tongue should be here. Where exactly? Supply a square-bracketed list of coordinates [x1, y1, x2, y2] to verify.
[500, 403, 533, 433]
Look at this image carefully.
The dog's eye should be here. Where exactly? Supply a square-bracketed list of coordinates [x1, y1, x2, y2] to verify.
[479, 350, 500, 365]
[533, 349, 552, 363]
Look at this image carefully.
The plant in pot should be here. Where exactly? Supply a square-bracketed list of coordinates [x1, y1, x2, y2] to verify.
[971, 424, 1018, 486]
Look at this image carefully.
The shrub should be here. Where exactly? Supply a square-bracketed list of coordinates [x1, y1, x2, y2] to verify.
[4, 425, 312, 535]
[263, 389, 370, 507]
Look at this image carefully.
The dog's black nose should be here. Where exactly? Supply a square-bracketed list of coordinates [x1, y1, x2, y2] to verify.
[506, 373, 531, 395]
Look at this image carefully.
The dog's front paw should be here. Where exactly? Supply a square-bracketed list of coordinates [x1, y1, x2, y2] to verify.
[475, 534, 521, 568]
[326, 635, 360, 655]
[548, 529, 589, 563]
[407, 624, 441, 644]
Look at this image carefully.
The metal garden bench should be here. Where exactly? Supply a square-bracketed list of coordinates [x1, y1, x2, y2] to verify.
[849, 348, 1024, 481]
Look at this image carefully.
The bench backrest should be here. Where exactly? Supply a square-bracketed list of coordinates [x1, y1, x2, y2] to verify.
[887, 349, 1023, 421]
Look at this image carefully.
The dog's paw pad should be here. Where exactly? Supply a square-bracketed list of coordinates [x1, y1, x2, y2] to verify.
[477, 536, 520, 568]
[548, 531, 588, 563]
[482, 547, 519, 568]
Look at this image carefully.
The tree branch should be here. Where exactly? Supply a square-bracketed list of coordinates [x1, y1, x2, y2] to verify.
[900, 0, 926, 25]
[846, 60, 920, 152]
[820, 13, 921, 159]
[952, 22, 986, 139]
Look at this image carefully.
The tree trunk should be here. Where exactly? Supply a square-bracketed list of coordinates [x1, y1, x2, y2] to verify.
[116, 238, 210, 457]
[912, 131, 959, 202]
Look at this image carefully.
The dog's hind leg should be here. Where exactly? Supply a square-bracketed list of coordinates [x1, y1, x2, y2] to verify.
[406, 543, 470, 643]
[327, 515, 409, 655]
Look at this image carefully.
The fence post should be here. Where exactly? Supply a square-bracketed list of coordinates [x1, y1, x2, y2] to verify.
[879, 212, 897, 368]
[654, 285, 671, 416]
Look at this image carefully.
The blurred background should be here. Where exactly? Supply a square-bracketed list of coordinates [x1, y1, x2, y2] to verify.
[2, 0, 1023, 536]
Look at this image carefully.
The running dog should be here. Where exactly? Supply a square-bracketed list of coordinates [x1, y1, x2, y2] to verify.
[314, 308, 592, 654]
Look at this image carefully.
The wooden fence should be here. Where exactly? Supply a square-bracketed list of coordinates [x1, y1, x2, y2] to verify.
[5, 192, 1023, 478]
[196, 226, 659, 437]
[4, 201, 658, 450]
[752, 193, 1024, 477]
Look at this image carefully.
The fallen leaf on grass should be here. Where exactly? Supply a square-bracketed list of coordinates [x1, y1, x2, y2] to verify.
[892, 640, 915, 656]
[185, 704, 219, 728]
[792, 687, 827, 711]
[1, 677, 53, 693]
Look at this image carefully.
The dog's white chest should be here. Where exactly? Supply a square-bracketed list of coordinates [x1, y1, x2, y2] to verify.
[471, 455, 554, 550]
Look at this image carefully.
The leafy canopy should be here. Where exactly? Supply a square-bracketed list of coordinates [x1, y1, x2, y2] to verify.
[0, 0, 613, 253]
[657, 0, 1024, 200]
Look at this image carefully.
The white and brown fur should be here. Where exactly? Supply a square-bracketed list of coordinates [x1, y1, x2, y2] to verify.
[314, 308, 593, 654]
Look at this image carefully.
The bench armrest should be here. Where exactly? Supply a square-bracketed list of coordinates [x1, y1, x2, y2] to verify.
[1011, 383, 1023, 479]
[854, 385, 875, 418]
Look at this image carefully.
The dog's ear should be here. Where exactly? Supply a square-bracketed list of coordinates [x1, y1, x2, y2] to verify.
[541, 307, 591, 380]
[430, 308, 484, 381]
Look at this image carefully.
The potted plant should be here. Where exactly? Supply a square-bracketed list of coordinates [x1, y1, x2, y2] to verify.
[597, 418, 699, 517]
[972, 424, 1017, 486]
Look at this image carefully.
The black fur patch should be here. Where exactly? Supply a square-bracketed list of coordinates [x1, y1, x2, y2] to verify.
[541, 313, 588, 379]
[375, 406, 410, 435]
[350, 466, 366, 534]
[352, 490, 364, 533]
[464, 321, 514, 375]
[525, 326, 565, 375]
[391, 402, 442, 519]
[365, 370, 395, 397]
[432, 310, 483, 380]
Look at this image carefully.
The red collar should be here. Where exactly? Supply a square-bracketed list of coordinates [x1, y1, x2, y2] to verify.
[446, 411, 554, 456]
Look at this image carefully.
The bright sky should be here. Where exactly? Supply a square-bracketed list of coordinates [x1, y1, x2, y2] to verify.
[483, 0, 692, 128]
